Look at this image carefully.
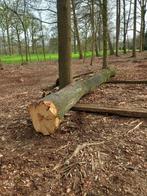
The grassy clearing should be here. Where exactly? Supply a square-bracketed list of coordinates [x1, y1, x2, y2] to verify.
[0, 51, 99, 64]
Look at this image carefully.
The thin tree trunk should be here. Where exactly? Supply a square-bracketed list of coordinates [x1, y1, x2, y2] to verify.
[98, 16, 102, 52]
[39, 13, 46, 60]
[102, 0, 108, 68]
[16, 25, 23, 62]
[116, 0, 121, 56]
[2, 30, 7, 55]
[123, 0, 127, 54]
[31, 20, 35, 54]
[23, 0, 29, 62]
[6, 16, 11, 55]
[126, 0, 132, 52]
[23, 25, 28, 62]
[90, 0, 95, 65]
[108, 32, 114, 55]
[95, 24, 99, 57]
[35, 41, 39, 61]
[83, 27, 88, 63]
[27, 31, 31, 61]
[71, 0, 83, 59]
[11, 30, 14, 55]
[132, 0, 137, 57]
[95, 34, 99, 57]
[140, 0, 146, 52]
[73, 28, 77, 54]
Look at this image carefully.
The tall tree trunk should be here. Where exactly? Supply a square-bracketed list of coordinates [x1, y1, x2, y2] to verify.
[57, 0, 72, 88]
[31, 20, 35, 54]
[90, 0, 95, 66]
[73, 28, 77, 54]
[83, 26, 88, 63]
[15, 25, 23, 62]
[20, 18, 28, 62]
[125, 0, 132, 53]
[2, 29, 7, 55]
[95, 32, 99, 57]
[116, 0, 121, 56]
[27, 31, 31, 61]
[95, 23, 100, 57]
[6, 16, 11, 55]
[140, 0, 146, 52]
[71, 0, 83, 59]
[23, 0, 29, 62]
[98, 22, 102, 52]
[35, 41, 39, 61]
[102, 0, 108, 68]
[108, 32, 114, 55]
[39, 13, 46, 60]
[132, 0, 137, 57]
[123, 0, 127, 54]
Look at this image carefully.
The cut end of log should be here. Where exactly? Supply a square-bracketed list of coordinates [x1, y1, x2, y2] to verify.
[29, 101, 60, 135]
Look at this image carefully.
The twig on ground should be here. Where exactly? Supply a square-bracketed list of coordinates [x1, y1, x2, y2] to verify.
[91, 154, 95, 171]
[98, 151, 103, 170]
[127, 121, 143, 135]
[53, 141, 104, 171]
[55, 142, 70, 152]
[66, 141, 104, 164]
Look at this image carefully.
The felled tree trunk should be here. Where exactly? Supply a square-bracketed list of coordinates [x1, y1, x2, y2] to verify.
[29, 68, 115, 135]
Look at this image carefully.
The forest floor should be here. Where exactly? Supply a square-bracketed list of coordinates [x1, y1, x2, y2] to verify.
[0, 52, 147, 196]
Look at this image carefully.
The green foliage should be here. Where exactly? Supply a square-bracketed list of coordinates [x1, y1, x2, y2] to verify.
[0, 51, 102, 64]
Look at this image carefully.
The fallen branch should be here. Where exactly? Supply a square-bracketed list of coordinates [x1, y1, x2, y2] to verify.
[29, 68, 115, 135]
[107, 80, 147, 84]
[72, 104, 147, 118]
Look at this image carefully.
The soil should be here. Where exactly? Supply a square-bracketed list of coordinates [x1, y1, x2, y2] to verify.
[0, 52, 147, 196]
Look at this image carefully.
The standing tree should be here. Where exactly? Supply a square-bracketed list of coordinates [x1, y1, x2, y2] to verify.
[139, 0, 147, 52]
[123, 0, 127, 54]
[116, 0, 121, 56]
[132, 0, 137, 57]
[123, 0, 132, 54]
[101, 0, 108, 68]
[39, 12, 46, 60]
[71, 0, 83, 59]
[90, 0, 95, 66]
[57, 0, 72, 88]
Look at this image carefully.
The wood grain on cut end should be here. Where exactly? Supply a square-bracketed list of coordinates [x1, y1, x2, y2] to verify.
[29, 101, 60, 135]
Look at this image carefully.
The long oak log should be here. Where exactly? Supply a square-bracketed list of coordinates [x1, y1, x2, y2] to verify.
[29, 68, 115, 135]
[72, 103, 147, 118]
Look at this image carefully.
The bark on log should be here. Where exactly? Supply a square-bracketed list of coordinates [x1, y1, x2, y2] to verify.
[29, 68, 115, 135]
[72, 103, 147, 118]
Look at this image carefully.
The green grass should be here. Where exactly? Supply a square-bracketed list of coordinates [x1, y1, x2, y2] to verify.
[0, 51, 98, 64]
